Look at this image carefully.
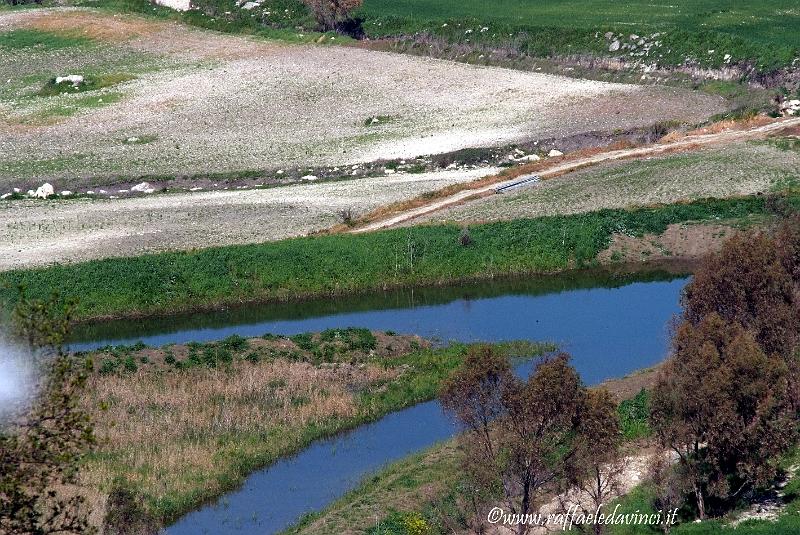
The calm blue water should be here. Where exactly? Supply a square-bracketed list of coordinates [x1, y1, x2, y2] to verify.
[126, 270, 690, 535]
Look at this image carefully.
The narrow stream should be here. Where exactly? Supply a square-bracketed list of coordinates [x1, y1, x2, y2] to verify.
[70, 268, 689, 534]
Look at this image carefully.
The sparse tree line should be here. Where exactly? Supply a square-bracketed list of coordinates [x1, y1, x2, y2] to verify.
[439, 216, 800, 534]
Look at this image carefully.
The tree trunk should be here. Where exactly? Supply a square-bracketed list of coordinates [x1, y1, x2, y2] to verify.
[693, 481, 706, 520]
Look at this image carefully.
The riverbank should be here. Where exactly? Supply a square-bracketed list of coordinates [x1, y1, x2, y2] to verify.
[0, 194, 783, 323]
[75, 332, 550, 526]
[283, 373, 655, 534]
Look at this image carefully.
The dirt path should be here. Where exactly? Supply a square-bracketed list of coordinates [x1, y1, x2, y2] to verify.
[352, 117, 800, 233]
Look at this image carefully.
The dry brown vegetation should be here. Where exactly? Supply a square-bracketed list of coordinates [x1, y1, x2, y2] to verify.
[81, 360, 392, 510]
[75, 329, 430, 523]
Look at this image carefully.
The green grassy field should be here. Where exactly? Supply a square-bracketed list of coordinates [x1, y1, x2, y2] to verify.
[0, 195, 782, 323]
[359, 0, 799, 71]
[84, 0, 799, 73]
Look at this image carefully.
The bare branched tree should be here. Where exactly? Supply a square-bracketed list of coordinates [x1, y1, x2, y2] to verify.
[440, 348, 591, 535]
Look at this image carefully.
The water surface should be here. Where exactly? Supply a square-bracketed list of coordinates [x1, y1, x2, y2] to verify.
[98, 269, 690, 534]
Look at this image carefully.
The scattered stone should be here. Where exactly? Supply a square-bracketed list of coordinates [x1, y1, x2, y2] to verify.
[12, 188, 20, 193]
[604, 31, 614, 40]
[55, 74, 84, 86]
[34, 183, 54, 199]
[60, 190, 73, 196]
[518, 154, 541, 162]
[189, 186, 203, 191]
[548, 149, 564, 157]
[0, 193, 10, 200]
[131, 182, 156, 194]
[126, 136, 140, 143]
[301, 175, 318, 181]
[780, 100, 800, 116]
[153, 0, 192, 11]
[609, 40, 621, 52]
[384, 169, 396, 175]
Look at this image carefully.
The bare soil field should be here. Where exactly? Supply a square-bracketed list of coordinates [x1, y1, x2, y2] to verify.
[417, 139, 800, 226]
[0, 167, 496, 271]
[0, 9, 727, 190]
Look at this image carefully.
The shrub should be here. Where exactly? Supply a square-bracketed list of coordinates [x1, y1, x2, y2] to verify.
[220, 334, 249, 351]
[102, 483, 160, 535]
[458, 227, 473, 246]
[302, 0, 362, 33]
[123, 356, 138, 373]
[290, 333, 315, 351]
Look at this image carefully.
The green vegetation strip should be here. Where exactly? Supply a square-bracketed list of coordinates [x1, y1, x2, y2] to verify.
[92, 0, 799, 72]
[0, 195, 784, 322]
[358, 0, 799, 71]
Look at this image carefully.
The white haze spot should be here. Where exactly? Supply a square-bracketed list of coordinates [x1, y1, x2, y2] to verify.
[0, 335, 39, 421]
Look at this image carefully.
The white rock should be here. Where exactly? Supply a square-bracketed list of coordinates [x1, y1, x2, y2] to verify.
[55, 74, 84, 86]
[518, 154, 541, 162]
[27, 190, 35, 197]
[189, 186, 203, 191]
[60, 190, 72, 196]
[34, 183, 54, 199]
[98, 189, 107, 194]
[242, 1, 260, 10]
[301, 175, 318, 181]
[12, 188, 20, 193]
[153, 0, 191, 11]
[609, 40, 621, 52]
[118, 189, 129, 193]
[0, 193, 11, 200]
[126, 136, 140, 143]
[384, 169, 396, 175]
[548, 149, 564, 157]
[87, 190, 95, 195]
[131, 181, 155, 193]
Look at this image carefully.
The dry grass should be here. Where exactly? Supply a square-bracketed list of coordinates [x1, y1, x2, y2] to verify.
[79, 358, 398, 520]
[22, 10, 169, 42]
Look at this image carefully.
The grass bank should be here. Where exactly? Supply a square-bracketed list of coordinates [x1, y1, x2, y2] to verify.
[78, 329, 552, 523]
[85, 0, 800, 76]
[0, 195, 787, 323]
[284, 388, 652, 534]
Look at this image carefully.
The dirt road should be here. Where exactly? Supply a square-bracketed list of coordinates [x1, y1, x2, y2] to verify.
[352, 117, 800, 233]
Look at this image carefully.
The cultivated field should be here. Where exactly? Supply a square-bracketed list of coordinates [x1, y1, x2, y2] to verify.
[421, 139, 800, 225]
[0, 8, 727, 190]
[0, 167, 496, 270]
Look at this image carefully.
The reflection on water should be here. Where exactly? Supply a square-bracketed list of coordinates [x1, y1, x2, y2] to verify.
[71, 269, 687, 385]
[78, 268, 690, 535]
